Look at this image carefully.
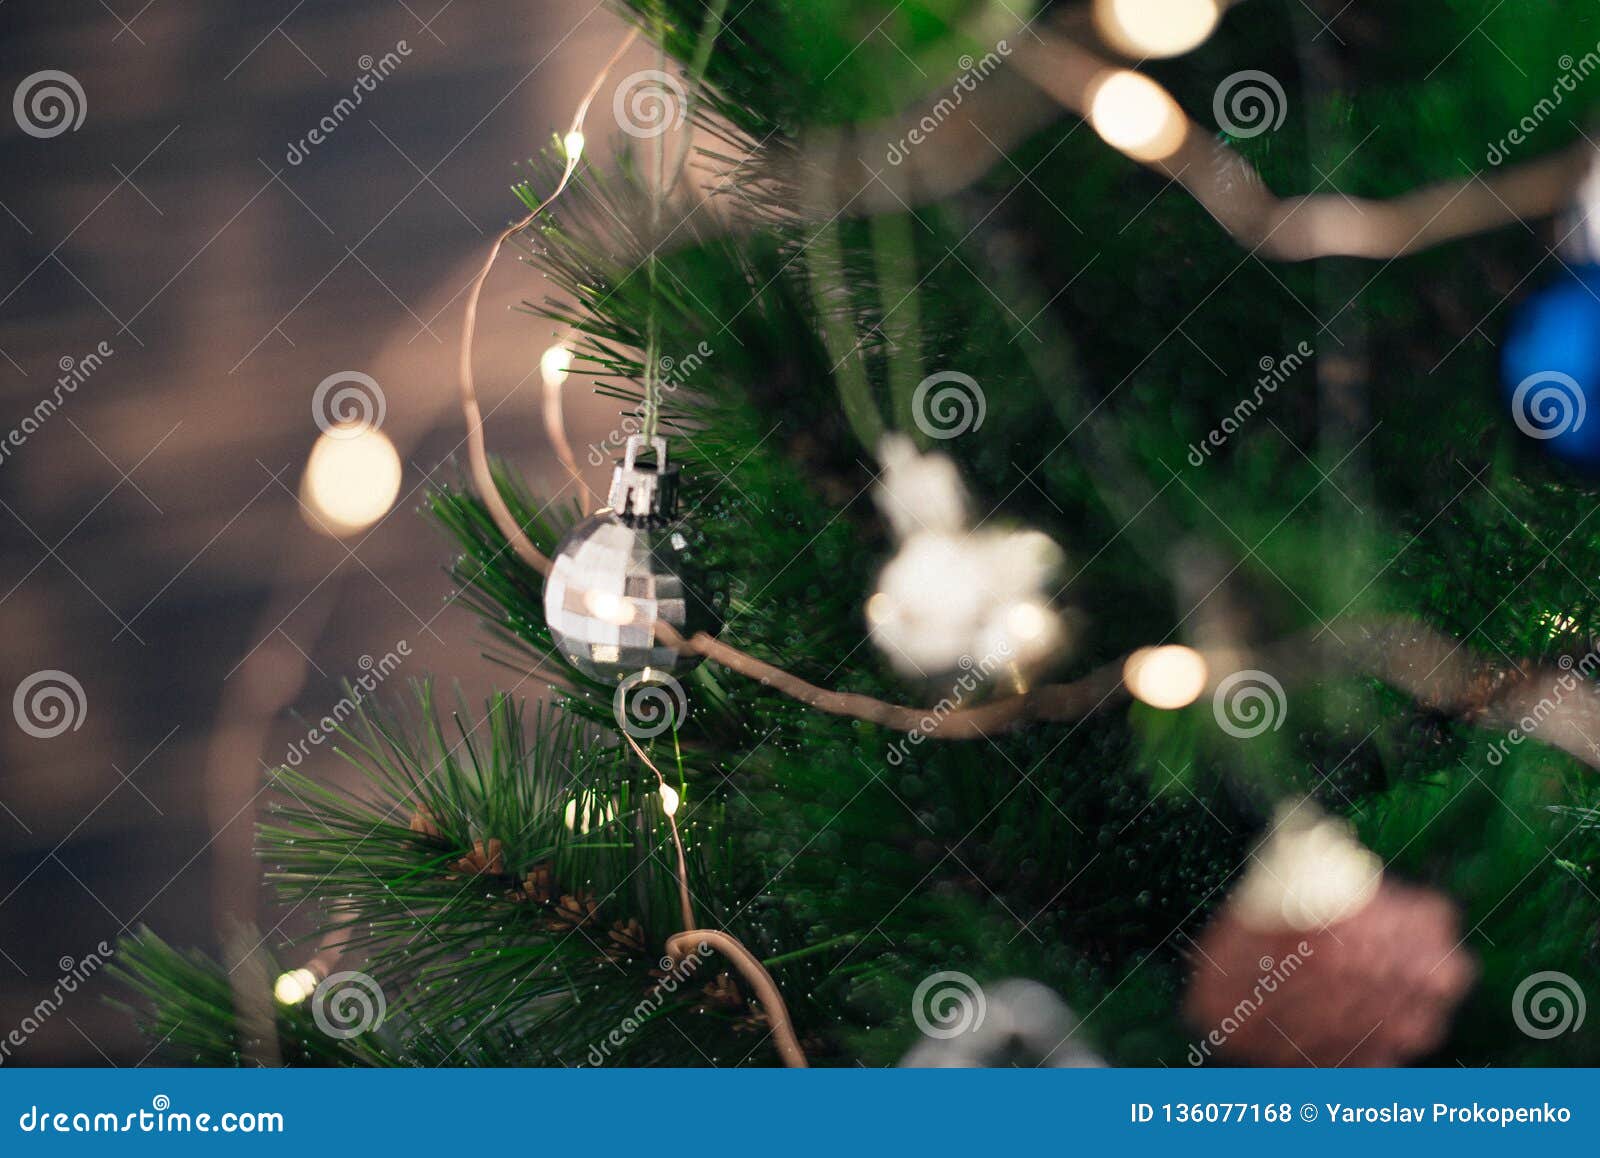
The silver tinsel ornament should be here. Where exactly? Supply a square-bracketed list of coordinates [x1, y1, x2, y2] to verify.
[543, 435, 719, 683]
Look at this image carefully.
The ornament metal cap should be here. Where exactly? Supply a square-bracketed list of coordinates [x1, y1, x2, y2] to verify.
[608, 434, 678, 526]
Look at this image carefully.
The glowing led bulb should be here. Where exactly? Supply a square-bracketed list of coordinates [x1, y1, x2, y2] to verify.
[301, 426, 403, 537]
[659, 783, 681, 817]
[563, 130, 585, 160]
[1005, 600, 1053, 642]
[274, 967, 318, 1005]
[1087, 70, 1188, 162]
[540, 344, 574, 386]
[1094, 0, 1220, 58]
[1123, 645, 1208, 709]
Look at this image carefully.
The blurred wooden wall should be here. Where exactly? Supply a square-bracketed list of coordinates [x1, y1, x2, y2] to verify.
[0, 0, 652, 1063]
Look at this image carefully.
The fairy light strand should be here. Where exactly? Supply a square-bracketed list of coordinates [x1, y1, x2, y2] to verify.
[346, 5, 1600, 1075]
[540, 338, 597, 512]
[1012, 23, 1589, 261]
[622, 729, 808, 1067]
[444, 20, 1600, 1058]
[456, 21, 808, 1068]
[457, 25, 642, 585]
[455, 32, 1600, 760]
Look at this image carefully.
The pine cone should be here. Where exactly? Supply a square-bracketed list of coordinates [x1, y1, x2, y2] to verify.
[733, 1002, 772, 1035]
[697, 971, 744, 1011]
[688, 972, 772, 1035]
[512, 862, 554, 905]
[453, 838, 504, 876]
[408, 807, 441, 839]
[606, 918, 647, 961]
[546, 891, 600, 932]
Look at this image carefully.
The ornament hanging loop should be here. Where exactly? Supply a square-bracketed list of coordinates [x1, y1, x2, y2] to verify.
[608, 433, 678, 526]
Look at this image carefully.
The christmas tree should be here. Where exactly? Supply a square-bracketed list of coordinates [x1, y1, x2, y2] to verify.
[116, 0, 1600, 1067]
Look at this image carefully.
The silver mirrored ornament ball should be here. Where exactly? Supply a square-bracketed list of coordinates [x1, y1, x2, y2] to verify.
[543, 435, 719, 683]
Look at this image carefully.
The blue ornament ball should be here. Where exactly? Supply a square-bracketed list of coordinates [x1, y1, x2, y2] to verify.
[1501, 263, 1600, 468]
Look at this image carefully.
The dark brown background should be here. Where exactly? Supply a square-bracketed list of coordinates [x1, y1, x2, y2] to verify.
[0, 0, 647, 1064]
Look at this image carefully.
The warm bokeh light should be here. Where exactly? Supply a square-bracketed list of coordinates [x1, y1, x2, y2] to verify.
[1094, 0, 1220, 58]
[659, 783, 681, 817]
[1123, 644, 1209, 709]
[273, 967, 318, 1005]
[540, 343, 573, 385]
[301, 425, 403, 537]
[1087, 70, 1188, 162]
[563, 130, 585, 160]
[300, 422, 403, 537]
